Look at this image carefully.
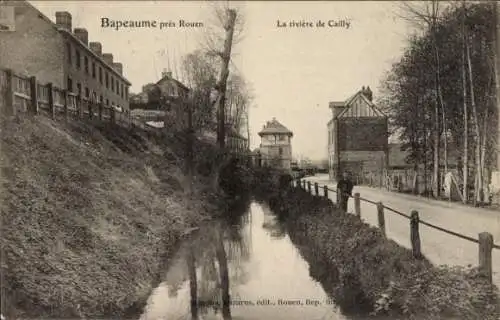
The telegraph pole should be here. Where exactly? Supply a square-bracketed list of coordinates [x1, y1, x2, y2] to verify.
[216, 9, 237, 149]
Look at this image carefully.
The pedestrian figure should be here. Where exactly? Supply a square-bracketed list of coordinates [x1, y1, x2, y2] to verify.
[337, 171, 354, 212]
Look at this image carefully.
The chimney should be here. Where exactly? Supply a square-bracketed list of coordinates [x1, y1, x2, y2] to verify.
[73, 28, 88, 45]
[161, 69, 172, 79]
[89, 42, 102, 55]
[365, 85, 373, 101]
[102, 53, 113, 66]
[55, 11, 72, 32]
[113, 62, 123, 75]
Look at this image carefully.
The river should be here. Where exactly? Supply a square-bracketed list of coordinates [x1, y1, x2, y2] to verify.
[140, 198, 373, 320]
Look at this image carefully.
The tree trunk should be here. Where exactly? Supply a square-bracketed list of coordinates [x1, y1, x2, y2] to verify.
[465, 28, 483, 204]
[462, 2, 469, 204]
[216, 9, 237, 149]
[187, 246, 198, 320]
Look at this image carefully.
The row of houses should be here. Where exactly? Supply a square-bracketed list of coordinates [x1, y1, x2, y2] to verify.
[0, 0, 250, 153]
[0, 0, 130, 111]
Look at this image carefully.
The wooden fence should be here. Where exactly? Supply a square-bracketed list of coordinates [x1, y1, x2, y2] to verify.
[293, 178, 499, 284]
[0, 68, 163, 135]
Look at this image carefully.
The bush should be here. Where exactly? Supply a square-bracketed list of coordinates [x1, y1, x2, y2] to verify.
[258, 185, 500, 320]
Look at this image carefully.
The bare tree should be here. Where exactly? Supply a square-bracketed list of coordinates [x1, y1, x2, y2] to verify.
[398, 1, 447, 198]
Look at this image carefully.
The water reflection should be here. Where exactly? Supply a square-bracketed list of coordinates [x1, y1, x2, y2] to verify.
[140, 199, 374, 320]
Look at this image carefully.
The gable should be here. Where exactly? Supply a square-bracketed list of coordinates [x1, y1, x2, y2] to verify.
[337, 93, 385, 118]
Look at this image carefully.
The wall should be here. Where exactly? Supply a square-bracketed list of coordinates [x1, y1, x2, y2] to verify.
[0, 1, 65, 87]
[259, 133, 292, 171]
[64, 34, 130, 111]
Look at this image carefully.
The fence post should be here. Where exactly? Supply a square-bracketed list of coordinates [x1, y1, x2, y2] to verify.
[47, 83, 54, 119]
[307, 181, 311, 194]
[88, 101, 92, 120]
[314, 182, 319, 196]
[323, 185, 328, 198]
[302, 180, 306, 189]
[29, 76, 38, 114]
[478, 232, 493, 283]
[410, 210, 422, 259]
[4, 69, 14, 116]
[377, 202, 386, 237]
[63, 90, 69, 120]
[354, 193, 361, 217]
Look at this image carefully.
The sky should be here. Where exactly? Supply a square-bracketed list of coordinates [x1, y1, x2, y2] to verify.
[32, 0, 413, 161]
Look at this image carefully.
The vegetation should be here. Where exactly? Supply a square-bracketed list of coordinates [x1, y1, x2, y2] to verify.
[0, 115, 230, 318]
[253, 175, 500, 320]
[379, 2, 497, 203]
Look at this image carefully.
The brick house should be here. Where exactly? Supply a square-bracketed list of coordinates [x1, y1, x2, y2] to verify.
[0, 1, 131, 111]
[327, 86, 388, 181]
[258, 118, 293, 173]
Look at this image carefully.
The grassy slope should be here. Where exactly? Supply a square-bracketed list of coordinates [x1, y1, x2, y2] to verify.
[1, 115, 219, 318]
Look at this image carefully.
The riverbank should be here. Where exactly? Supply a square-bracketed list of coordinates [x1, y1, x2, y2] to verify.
[1, 115, 226, 318]
[252, 171, 500, 319]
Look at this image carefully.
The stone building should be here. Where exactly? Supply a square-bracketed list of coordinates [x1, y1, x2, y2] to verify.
[258, 118, 293, 172]
[327, 86, 388, 181]
[0, 1, 131, 111]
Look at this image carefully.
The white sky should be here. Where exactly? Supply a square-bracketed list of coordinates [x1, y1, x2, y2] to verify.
[32, 1, 412, 161]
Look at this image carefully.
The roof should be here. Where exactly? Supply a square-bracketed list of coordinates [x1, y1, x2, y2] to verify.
[156, 75, 190, 91]
[21, 1, 132, 86]
[330, 89, 385, 119]
[58, 29, 131, 86]
[258, 118, 293, 136]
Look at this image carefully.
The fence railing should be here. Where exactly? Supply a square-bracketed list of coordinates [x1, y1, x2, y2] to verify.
[0, 68, 168, 136]
[293, 178, 499, 284]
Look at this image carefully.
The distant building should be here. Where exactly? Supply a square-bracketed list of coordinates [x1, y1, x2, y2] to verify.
[0, 1, 131, 111]
[130, 70, 189, 108]
[327, 86, 388, 181]
[258, 118, 293, 172]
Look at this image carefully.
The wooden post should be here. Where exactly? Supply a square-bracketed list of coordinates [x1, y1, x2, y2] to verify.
[88, 101, 92, 120]
[314, 182, 319, 196]
[302, 180, 306, 189]
[63, 90, 69, 120]
[410, 210, 422, 259]
[110, 107, 115, 124]
[354, 193, 361, 217]
[323, 185, 328, 198]
[377, 202, 386, 237]
[47, 83, 55, 119]
[4, 69, 14, 116]
[297, 179, 301, 189]
[478, 232, 493, 283]
[307, 181, 311, 193]
[98, 103, 103, 121]
[29, 76, 38, 114]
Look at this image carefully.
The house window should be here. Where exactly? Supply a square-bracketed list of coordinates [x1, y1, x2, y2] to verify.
[67, 77, 73, 92]
[99, 67, 103, 83]
[121, 84, 124, 98]
[75, 49, 81, 69]
[76, 83, 82, 96]
[92, 62, 96, 78]
[116, 79, 119, 94]
[66, 43, 72, 64]
[111, 76, 114, 91]
[105, 72, 109, 88]
[85, 87, 89, 98]
[106, 98, 109, 106]
[99, 95, 103, 103]
[84, 56, 89, 74]
[279, 147, 283, 156]
[125, 87, 128, 99]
